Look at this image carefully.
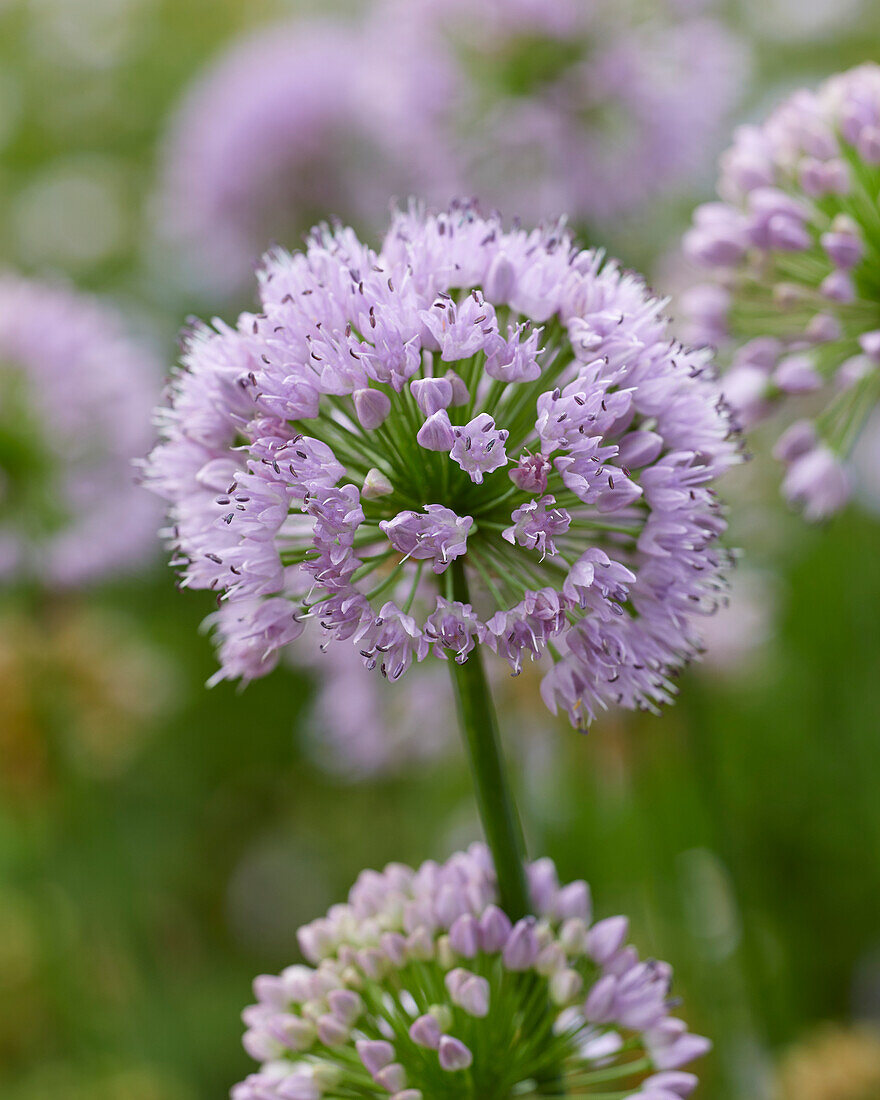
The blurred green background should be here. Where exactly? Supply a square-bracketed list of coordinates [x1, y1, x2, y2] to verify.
[0, 2, 879, 1098]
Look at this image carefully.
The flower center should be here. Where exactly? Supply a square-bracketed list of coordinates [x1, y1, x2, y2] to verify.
[277, 297, 646, 628]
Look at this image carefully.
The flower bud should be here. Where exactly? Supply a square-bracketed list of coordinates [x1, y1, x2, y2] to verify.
[439, 1036, 473, 1071]
[416, 409, 455, 451]
[411, 376, 453, 416]
[353, 387, 392, 430]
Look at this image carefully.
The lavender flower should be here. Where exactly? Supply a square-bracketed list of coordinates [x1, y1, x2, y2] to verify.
[683, 63, 880, 519]
[365, 0, 747, 224]
[0, 274, 160, 586]
[300, 631, 454, 780]
[145, 203, 738, 726]
[155, 19, 410, 299]
[234, 845, 709, 1099]
[299, 632, 563, 781]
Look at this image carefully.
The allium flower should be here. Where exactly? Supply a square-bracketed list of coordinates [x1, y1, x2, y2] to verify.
[697, 568, 776, 677]
[0, 274, 159, 586]
[299, 637, 560, 781]
[145, 203, 738, 726]
[683, 63, 880, 519]
[301, 633, 454, 780]
[234, 845, 709, 1099]
[365, 0, 747, 224]
[155, 19, 411, 298]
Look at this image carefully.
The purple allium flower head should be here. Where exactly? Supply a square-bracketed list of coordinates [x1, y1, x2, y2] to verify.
[145, 203, 739, 724]
[0, 274, 160, 587]
[155, 19, 412, 299]
[364, 0, 747, 224]
[682, 63, 880, 520]
[233, 845, 710, 1099]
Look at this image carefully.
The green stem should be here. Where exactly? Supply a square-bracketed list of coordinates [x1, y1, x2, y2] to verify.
[448, 559, 530, 920]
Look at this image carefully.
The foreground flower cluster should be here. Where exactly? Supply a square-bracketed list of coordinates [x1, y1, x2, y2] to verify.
[369, 0, 746, 225]
[234, 845, 708, 1100]
[145, 203, 739, 725]
[684, 63, 880, 519]
[0, 275, 159, 586]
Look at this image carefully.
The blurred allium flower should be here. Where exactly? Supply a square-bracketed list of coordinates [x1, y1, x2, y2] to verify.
[683, 63, 880, 520]
[697, 568, 777, 676]
[774, 1024, 880, 1100]
[234, 845, 709, 1100]
[0, 274, 159, 585]
[301, 633, 454, 779]
[300, 640, 557, 781]
[365, 0, 747, 224]
[155, 20, 411, 298]
[145, 203, 738, 726]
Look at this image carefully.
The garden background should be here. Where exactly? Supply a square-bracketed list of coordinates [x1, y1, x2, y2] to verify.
[0, 1, 879, 1097]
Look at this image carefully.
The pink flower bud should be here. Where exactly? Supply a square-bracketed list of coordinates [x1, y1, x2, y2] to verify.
[438, 1036, 473, 1071]
[353, 387, 391, 430]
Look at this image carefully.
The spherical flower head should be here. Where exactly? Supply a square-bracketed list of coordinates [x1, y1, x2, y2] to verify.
[0, 274, 160, 587]
[145, 202, 739, 724]
[155, 19, 412, 299]
[365, 0, 747, 224]
[234, 845, 709, 1099]
[682, 63, 880, 519]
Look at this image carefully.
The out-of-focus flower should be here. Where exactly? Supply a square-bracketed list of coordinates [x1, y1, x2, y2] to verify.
[145, 202, 739, 727]
[0, 274, 160, 585]
[0, 605, 177, 806]
[774, 1024, 880, 1100]
[682, 64, 880, 520]
[697, 568, 777, 676]
[155, 19, 414, 299]
[365, 0, 747, 225]
[299, 630, 564, 781]
[300, 630, 454, 779]
[234, 844, 710, 1099]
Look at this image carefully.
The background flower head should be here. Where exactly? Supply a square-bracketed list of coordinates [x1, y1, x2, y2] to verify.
[364, 0, 748, 227]
[155, 18, 414, 301]
[0, 274, 160, 587]
[235, 844, 709, 1099]
[299, 625, 454, 780]
[146, 202, 739, 726]
[682, 63, 880, 520]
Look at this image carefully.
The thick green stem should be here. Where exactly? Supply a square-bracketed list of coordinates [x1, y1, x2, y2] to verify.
[448, 559, 530, 920]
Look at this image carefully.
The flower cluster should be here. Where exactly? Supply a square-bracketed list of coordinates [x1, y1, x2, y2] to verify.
[0, 275, 160, 586]
[683, 63, 880, 520]
[155, 19, 411, 298]
[234, 845, 709, 1100]
[365, 0, 747, 224]
[145, 203, 738, 726]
